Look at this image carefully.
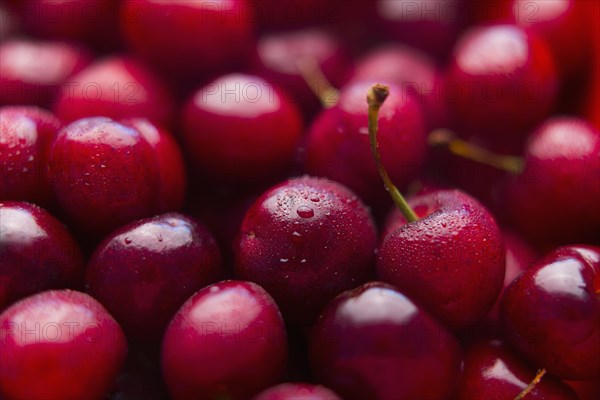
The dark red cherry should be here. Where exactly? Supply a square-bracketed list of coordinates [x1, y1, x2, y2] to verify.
[502, 117, 600, 247]
[447, 24, 558, 142]
[0, 289, 127, 399]
[48, 117, 184, 237]
[350, 44, 449, 130]
[309, 282, 462, 400]
[181, 74, 303, 187]
[0, 38, 90, 107]
[378, 189, 505, 329]
[234, 176, 377, 324]
[54, 57, 174, 127]
[162, 280, 288, 400]
[253, 383, 341, 400]
[0, 201, 84, 311]
[22, 0, 120, 51]
[0, 106, 61, 206]
[252, 28, 354, 116]
[121, 0, 254, 81]
[249, 0, 336, 31]
[86, 212, 221, 346]
[501, 245, 600, 379]
[456, 340, 576, 399]
[565, 379, 600, 400]
[304, 81, 427, 209]
[581, 1, 600, 130]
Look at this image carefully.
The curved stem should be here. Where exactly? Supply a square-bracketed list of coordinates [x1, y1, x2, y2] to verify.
[367, 84, 419, 223]
[514, 368, 546, 400]
[428, 129, 524, 174]
[295, 55, 340, 108]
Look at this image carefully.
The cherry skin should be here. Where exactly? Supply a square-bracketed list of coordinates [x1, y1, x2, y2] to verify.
[304, 81, 427, 209]
[350, 44, 449, 130]
[447, 24, 558, 143]
[249, 0, 336, 31]
[86, 212, 222, 346]
[378, 189, 505, 329]
[502, 117, 600, 247]
[0, 38, 91, 107]
[48, 117, 184, 237]
[234, 176, 377, 324]
[181, 73, 303, 187]
[0, 201, 84, 311]
[162, 280, 288, 400]
[0, 106, 61, 206]
[53, 57, 174, 127]
[309, 282, 463, 400]
[456, 340, 577, 399]
[252, 28, 354, 116]
[501, 245, 600, 380]
[253, 383, 341, 400]
[121, 0, 254, 82]
[0, 289, 127, 400]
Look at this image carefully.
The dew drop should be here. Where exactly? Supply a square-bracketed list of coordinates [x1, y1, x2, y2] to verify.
[292, 231, 302, 237]
[309, 195, 320, 202]
[300, 259, 307, 263]
[296, 206, 314, 218]
[280, 258, 289, 263]
[124, 237, 132, 244]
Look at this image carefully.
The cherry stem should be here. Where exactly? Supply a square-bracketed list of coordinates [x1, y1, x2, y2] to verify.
[295, 55, 340, 108]
[514, 368, 547, 400]
[428, 129, 524, 174]
[367, 84, 419, 223]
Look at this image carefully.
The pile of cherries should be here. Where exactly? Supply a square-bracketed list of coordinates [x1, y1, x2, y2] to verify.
[1, 1, 599, 399]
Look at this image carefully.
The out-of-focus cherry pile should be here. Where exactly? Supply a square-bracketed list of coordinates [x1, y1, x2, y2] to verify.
[1, 1, 599, 399]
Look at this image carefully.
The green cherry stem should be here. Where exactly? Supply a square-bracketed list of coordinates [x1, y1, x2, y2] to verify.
[295, 55, 340, 108]
[428, 129, 524, 174]
[514, 368, 547, 400]
[367, 83, 419, 223]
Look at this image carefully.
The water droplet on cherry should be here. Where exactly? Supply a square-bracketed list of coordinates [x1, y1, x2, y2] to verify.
[296, 206, 314, 218]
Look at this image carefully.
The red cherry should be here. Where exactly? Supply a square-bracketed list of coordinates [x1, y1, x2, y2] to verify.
[181, 74, 303, 187]
[162, 280, 288, 400]
[456, 340, 577, 399]
[305, 81, 427, 209]
[447, 24, 558, 142]
[0, 38, 91, 107]
[0, 290, 127, 399]
[48, 117, 184, 237]
[351, 44, 449, 130]
[252, 28, 354, 115]
[0, 106, 61, 206]
[252, 383, 341, 400]
[121, 0, 254, 81]
[501, 245, 600, 379]
[502, 117, 600, 246]
[54, 57, 174, 127]
[249, 0, 336, 31]
[0, 201, 84, 310]
[235, 176, 376, 324]
[309, 282, 462, 400]
[378, 189, 506, 329]
[86, 212, 222, 346]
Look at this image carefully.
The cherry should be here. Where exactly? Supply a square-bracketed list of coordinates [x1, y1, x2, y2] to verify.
[161, 280, 288, 400]
[86, 212, 222, 346]
[0, 106, 61, 206]
[447, 24, 558, 143]
[456, 340, 577, 399]
[565, 379, 600, 400]
[252, 28, 354, 115]
[374, 0, 467, 60]
[48, 117, 185, 237]
[304, 81, 427, 209]
[53, 57, 174, 127]
[0, 38, 91, 107]
[181, 73, 303, 187]
[253, 383, 341, 400]
[501, 245, 600, 380]
[234, 176, 377, 324]
[21, 0, 120, 51]
[0, 289, 127, 399]
[309, 282, 462, 400]
[249, 0, 336, 31]
[0, 201, 84, 311]
[350, 44, 449, 130]
[121, 0, 254, 82]
[501, 117, 600, 247]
